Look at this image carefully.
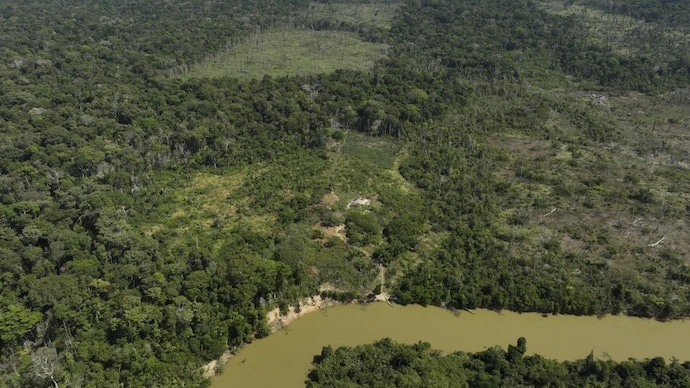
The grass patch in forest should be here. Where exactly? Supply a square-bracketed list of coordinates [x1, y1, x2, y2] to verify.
[308, 2, 401, 29]
[340, 131, 400, 170]
[183, 29, 385, 80]
[144, 169, 277, 236]
[142, 135, 429, 297]
[386, 149, 416, 194]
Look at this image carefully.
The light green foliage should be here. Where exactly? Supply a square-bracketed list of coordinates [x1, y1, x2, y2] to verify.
[308, 2, 401, 29]
[340, 131, 400, 170]
[184, 30, 384, 80]
[0, 305, 41, 344]
[540, 1, 690, 59]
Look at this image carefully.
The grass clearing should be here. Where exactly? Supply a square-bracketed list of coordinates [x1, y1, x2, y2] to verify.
[143, 168, 277, 237]
[308, 2, 401, 29]
[340, 131, 400, 170]
[141, 132, 423, 296]
[183, 29, 385, 80]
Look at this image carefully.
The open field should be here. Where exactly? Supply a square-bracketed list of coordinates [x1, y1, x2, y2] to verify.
[340, 131, 400, 170]
[308, 1, 401, 29]
[182, 29, 385, 80]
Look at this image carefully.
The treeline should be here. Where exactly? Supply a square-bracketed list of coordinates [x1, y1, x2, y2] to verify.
[307, 338, 690, 387]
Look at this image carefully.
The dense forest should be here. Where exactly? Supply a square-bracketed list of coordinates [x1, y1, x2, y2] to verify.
[0, 0, 689, 386]
[307, 338, 690, 387]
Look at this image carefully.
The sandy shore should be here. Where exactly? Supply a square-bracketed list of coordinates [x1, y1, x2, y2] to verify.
[266, 295, 341, 333]
[202, 295, 344, 378]
[203, 351, 234, 379]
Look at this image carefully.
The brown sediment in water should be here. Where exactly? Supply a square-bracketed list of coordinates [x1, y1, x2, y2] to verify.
[210, 303, 690, 388]
[202, 295, 345, 378]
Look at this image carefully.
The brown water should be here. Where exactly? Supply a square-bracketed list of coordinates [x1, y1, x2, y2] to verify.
[211, 303, 690, 388]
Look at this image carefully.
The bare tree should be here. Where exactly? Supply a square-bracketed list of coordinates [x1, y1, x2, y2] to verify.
[31, 346, 61, 388]
[302, 83, 322, 107]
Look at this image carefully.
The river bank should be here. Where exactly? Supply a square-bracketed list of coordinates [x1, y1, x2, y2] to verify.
[203, 294, 369, 378]
[266, 295, 342, 333]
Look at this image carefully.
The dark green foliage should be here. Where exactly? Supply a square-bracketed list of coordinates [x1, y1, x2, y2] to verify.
[345, 209, 382, 246]
[307, 338, 690, 387]
[390, 0, 688, 93]
[576, 0, 690, 27]
[319, 290, 358, 302]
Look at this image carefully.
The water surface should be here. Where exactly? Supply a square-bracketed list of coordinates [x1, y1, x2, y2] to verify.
[212, 303, 690, 388]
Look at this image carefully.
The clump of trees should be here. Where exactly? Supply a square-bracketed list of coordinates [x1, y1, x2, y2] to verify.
[307, 338, 690, 387]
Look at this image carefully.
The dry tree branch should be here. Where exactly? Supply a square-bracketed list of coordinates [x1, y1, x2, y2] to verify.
[647, 236, 666, 247]
[542, 208, 557, 218]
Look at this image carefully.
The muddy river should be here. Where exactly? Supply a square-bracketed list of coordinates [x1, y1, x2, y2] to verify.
[211, 303, 690, 387]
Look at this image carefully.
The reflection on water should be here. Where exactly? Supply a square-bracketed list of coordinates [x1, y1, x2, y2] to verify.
[212, 303, 690, 388]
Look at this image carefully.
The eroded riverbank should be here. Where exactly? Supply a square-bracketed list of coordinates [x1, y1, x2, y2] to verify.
[202, 295, 342, 378]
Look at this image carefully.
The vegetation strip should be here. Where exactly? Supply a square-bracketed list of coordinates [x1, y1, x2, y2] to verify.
[307, 338, 690, 387]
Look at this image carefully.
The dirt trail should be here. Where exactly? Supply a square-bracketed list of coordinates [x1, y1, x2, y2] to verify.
[374, 264, 392, 304]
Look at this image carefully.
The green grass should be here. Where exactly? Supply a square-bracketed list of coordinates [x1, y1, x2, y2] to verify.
[142, 132, 414, 283]
[141, 137, 417, 295]
[183, 29, 385, 80]
[340, 131, 400, 170]
[143, 168, 278, 238]
[308, 2, 401, 29]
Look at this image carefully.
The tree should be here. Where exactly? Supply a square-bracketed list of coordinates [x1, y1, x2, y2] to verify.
[0, 304, 41, 346]
[30, 346, 62, 388]
[70, 146, 105, 177]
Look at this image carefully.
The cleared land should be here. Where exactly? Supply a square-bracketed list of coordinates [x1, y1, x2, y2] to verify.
[538, 1, 690, 59]
[171, 0, 690, 311]
[308, 2, 400, 29]
[487, 87, 690, 300]
[183, 30, 385, 80]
